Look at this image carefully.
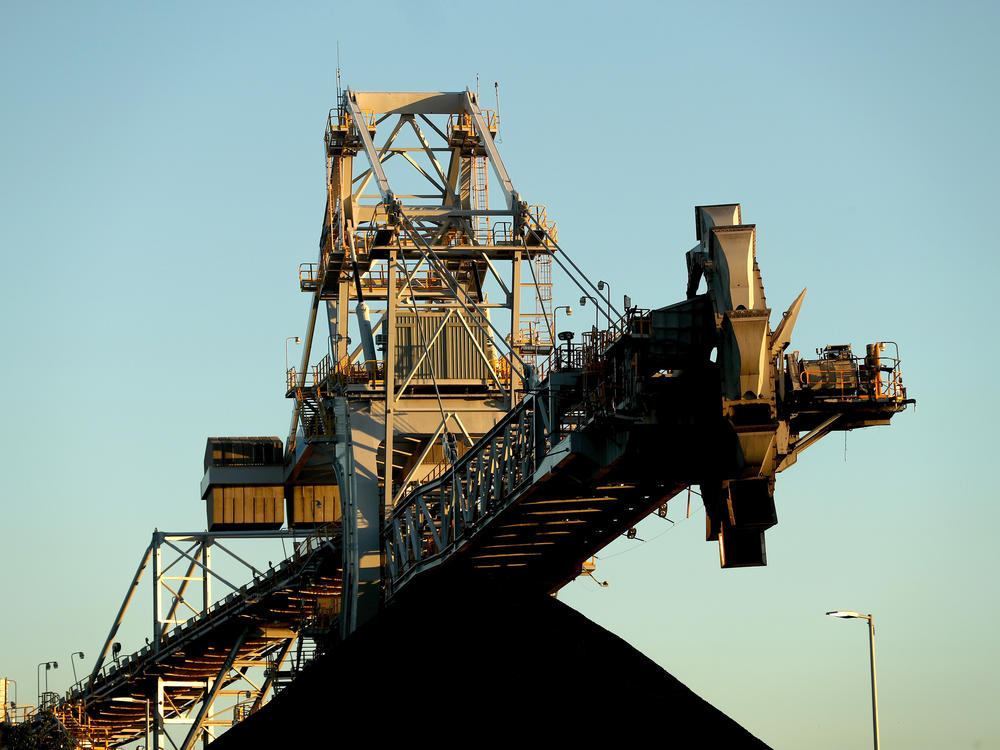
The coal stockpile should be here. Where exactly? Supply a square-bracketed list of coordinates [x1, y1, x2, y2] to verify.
[209, 590, 771, 748]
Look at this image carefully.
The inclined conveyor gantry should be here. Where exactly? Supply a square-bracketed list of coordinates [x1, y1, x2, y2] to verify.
[382, 205, 912, 598]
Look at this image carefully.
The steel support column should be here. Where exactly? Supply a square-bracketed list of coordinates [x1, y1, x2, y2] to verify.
[179, 629, 248, 750]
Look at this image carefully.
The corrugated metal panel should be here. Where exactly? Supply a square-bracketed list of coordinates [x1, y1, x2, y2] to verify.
[395, 311, 496, 383]
[206, 486, 284, 531]
[286, 485, 341, 528]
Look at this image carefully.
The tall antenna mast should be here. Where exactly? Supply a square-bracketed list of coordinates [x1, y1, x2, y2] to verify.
[495, 81, 501, 142]
[336, 41, 342, 101]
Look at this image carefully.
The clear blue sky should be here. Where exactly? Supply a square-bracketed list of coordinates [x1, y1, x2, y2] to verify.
[1, 1, 997, 747]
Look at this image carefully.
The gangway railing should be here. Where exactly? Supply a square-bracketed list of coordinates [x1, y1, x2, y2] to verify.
[384, 394, 540, 595]
[5, 704, 38, 724]
[792, 341, 908, 405]
[76, 529, 338, 702]
[383, 307, 656, 596]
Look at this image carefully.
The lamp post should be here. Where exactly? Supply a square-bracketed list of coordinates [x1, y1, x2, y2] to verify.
[70, 651, 85, 687]
[285, 336, 301, 374]
[36, 661, 57, 705]
[553, 305, 572, 340]
[552, 306, 573, 369]
[597, 280, 613, 321]
[826, 610, 880, 750]
[578, 295, 600, 330]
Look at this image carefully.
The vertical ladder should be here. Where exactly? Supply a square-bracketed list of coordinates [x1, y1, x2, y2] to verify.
[519, 206, 556, 365]
[471, 155, 489, 242]
[534, 254, 553, 334]
[325, 142, 349, 273]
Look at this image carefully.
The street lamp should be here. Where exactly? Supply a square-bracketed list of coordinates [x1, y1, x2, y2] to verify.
[597, 280, 613, 320]
[285, 336, 301, 374]
[578, 295, 600, 330]
[70, 651, 85, 686]
[553, 305, 572, 340]
[826, 610, 880, 750]
[36, 661, 57, 705]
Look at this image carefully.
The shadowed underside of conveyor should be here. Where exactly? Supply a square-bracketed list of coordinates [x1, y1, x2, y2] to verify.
[48, 534, 341, 748]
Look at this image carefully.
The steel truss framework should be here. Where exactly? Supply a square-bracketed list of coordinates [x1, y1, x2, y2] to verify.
[284, 88, 621, 634]
[47, 529, 338, 749]
[282, 89, 910, 632]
